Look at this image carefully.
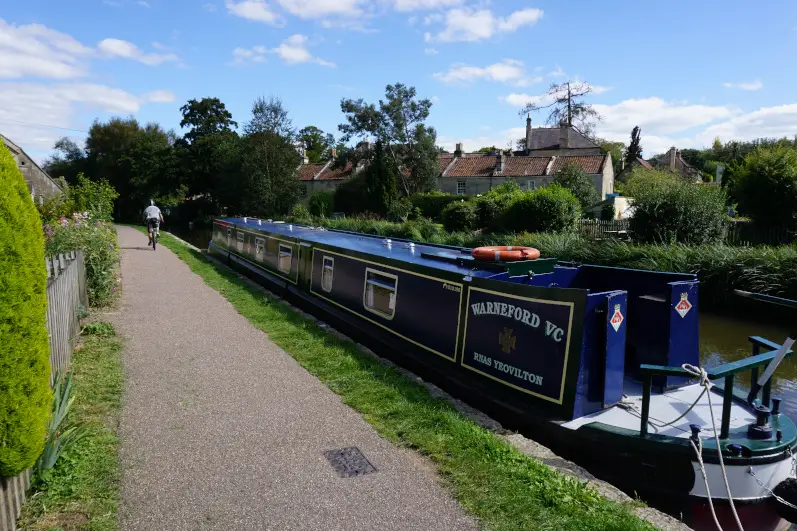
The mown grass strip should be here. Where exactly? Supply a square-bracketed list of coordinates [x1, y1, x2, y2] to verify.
[18, 323, 123, 531]
[154, 230, 653, 531]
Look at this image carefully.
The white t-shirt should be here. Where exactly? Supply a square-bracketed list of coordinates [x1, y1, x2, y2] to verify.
[144, 205, 161, 220]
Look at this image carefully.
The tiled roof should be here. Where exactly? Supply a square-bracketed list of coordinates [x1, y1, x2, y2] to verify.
[318, 161, 353, 180]
[499, 157, 550, 176]
[637, 158, 653, 170]
[549, 155, 605, 175]
[439, 154, 455, 173]
[444, 155, 497, 177]
[297, 163, 325, 181]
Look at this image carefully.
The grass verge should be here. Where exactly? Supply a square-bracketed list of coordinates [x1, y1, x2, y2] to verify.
[18, 322, 123, 531]
[150, 229, 653, 531]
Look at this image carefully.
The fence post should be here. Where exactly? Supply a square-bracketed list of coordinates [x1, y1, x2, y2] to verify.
[77, 251, 88, 309]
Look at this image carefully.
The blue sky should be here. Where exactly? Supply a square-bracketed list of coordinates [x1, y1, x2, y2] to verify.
[2, 0, 797, 162]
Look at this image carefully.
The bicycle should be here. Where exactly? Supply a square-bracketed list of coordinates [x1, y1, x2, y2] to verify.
[148, 220, 161, 250]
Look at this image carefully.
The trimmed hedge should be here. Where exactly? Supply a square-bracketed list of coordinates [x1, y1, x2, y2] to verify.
[409, 192, 462, 220]
[499, 185, 581, 233]
[441, 200, 477, 232]
[0, 145, 52, 476]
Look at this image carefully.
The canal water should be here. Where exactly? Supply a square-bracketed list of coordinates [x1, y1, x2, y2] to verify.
[170, 227, 797, 423]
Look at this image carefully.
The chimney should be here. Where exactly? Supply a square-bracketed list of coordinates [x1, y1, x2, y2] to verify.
[525, 114, 532, 154]
[331, 148, 337, 160]
[498, 152, 506, 173]
[454, 142, 463, 157]
[559, 123, 569, 149]
[668, 147, 677, 170]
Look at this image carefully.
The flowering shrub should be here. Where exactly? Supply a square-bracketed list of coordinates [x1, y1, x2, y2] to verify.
[45, 213, 120, 307]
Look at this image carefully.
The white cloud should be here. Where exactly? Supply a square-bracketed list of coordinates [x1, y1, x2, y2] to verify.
[0, 83, 174, 156]
[428, 7, 543, 42]
[271, 35, 335, 67]
[434, 59, 540, 86]
[0, 19, 93, 79]
[696, 104, 797, 144]
[593, 97, 737, 136]
[424, 13, 443, 25]
[424, 47, 438, 55]
[500, 83, 611, 108]
[393, 0, 463, 11]
[225, 0, 281, 24]
[438, 126, 526, 153]
[137, 1, 151, 7]
[230, 45, 268, 65]
[97, 38, 179, 65]
[722, 80, 763, 91]
[276, 0, 364, 19]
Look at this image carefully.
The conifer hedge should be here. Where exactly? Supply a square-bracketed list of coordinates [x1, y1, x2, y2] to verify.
[0, 145, 51, 476]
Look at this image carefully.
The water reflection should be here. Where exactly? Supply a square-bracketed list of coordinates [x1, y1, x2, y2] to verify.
[700, 313, 796, 422]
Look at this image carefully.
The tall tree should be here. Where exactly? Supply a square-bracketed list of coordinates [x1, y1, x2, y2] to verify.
[43, 137, 87, 184]
[339, 82, 439, 195]
[625, 126, 643, 166]
[519, 81, 601, 135]
[245, 96, 294, 138]
[177, 97, 240, 207]
[179, 98, 237, 143]
[594, 138, 625, 175]
[298, 126, 335, 163]
[237, 97, 302, 217]
[364, 140, 398, 215]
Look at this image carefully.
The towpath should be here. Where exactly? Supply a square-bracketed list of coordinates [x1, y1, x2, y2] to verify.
[111, 226, 477, 531]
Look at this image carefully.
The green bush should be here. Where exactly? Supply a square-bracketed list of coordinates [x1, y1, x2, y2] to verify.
[70, 175, 118, 222]
[290, 203, 311, 222]
[474, 196, 501, 231]
[409, 192, 462, 220]
[732, 146, 797, 230]
[625, 169, 727, 244]
[553, 162, 600, 210]
[387, 197, 414, 222]
[600, 202, 615, 221]
[45, 216, 120, 307]
[500, 185, 581, 233]
[333, 174, 369, 214]
[441, 200, 477, 232]
[0, 145, 52, 476]
[307, 190, 334, 218]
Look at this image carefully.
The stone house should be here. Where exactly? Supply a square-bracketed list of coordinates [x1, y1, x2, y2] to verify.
[1, 134, 62, 203]
[297, 148, 356, 203]
[654, 147, 701, 181]
[516, 115, 603, 157]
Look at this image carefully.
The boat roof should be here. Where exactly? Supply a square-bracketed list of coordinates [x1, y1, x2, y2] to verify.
[219, 217, 498, 278]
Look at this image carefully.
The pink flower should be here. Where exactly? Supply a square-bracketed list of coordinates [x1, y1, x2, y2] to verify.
[112, 286, 117, 292]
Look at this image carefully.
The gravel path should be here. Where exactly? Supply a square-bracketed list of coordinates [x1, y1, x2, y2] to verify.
[112, 226, 478, 531]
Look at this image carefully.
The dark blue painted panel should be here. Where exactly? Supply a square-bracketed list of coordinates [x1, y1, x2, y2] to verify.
[665, 281, 700, 387]
[309, 248, 463, 361]
[604, 292, 628, 407]
[461, 282, 587, 408]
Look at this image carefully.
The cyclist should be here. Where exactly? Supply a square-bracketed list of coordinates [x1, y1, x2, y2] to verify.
[143, 199, 164, 245]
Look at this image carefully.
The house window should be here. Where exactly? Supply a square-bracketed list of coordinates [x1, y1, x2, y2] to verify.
[363, 268, 397, 320]
[255, 237, 265, 261]
[278, 244, 292, 273]
[526, 180, 536, 190]
[456, 180, 466, 196]
[301, 184, 308, 197]
[236, 231, 244, 252]
[321, 256, 334, 292]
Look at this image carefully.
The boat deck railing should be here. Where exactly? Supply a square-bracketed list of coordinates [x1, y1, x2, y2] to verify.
[638, 336, 793, 438]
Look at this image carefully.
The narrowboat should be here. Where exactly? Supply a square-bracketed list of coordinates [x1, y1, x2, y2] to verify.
[209, 217, 797, 531]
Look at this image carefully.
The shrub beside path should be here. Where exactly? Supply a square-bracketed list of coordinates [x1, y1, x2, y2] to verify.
[111, 226, 477, 530]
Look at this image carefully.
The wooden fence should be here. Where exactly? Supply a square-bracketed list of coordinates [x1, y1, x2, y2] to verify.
[0, 251, 87, 531]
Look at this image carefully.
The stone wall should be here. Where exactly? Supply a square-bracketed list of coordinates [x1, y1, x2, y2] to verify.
[1, 135, 62, 203]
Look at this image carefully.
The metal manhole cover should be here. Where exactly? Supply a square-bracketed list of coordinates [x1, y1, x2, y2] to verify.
[323, 447, 377, 478]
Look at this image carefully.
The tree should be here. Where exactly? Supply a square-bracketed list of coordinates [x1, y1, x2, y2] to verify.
[364, 140, 398, 215]
[519, 81, 601, 135]
[179, 97, 237, 143]
[245, 96, 294, 138]
[625, 126, 643, 166]
[477, 146, 497, 153]
[553, 162, 600, 210]
[339, 82, 439, 195]
[594, 138, 625, 175]
[237, 97, 302, 217]
[43, 137, 86, 184]
[0, 144, 51, 476]
[298, 126, 336, 163]
[732, 146, 797, 230]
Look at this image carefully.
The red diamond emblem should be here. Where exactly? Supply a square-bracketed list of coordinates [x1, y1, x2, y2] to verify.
[610, 304, 623, 332]
[675, 293, 692, 318]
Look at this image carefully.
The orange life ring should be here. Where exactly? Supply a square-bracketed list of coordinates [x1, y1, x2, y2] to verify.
[471, 246, 540, 262]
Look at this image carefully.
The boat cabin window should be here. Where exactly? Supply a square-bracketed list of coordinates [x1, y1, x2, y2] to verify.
[321, 256, 334, 292]
[226, 228, 231, 242]
[363, 268, 397, 319]
[236, 231, 244, 251]
[255, 237, 265, 260]
[278, 244, 292, 273]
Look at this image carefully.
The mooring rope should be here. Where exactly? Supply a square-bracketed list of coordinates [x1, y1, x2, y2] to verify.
[682, 363, 744, 531]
